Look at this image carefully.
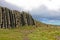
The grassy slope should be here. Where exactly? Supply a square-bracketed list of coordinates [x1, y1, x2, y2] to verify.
[0, 21, 60, 40]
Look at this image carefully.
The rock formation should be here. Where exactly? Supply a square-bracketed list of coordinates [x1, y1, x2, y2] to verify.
[0, 6, 35, 28]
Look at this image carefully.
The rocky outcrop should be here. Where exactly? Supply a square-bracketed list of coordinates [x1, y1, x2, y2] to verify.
[0, 6, 35, 28]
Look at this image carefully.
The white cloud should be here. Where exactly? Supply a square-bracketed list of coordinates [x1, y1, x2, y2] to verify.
[31, 5, 60, 20]
[1, 0, 60, 20]
[5, 0, 60, 11]
[1, 0, 60, 25]
[5, 0, 43, 10]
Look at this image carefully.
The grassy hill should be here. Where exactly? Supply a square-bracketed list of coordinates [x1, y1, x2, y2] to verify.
[0, 21, 60, 40]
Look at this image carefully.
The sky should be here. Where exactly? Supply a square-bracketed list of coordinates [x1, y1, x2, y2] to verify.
[0, 0, 60, 25]
[5, 0, 60, 11]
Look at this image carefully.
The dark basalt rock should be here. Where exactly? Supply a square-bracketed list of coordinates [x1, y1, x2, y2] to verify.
[0, 6, 35, 28]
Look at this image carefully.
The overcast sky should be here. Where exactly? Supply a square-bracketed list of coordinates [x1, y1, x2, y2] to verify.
[0, 0, 60, 25]
[5, 0, 60, 11]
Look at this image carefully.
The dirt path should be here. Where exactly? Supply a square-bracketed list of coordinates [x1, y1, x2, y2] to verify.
[21, 30, 34, 40]
[56, 36, 60, 40]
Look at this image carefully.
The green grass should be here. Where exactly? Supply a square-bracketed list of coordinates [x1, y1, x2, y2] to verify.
[0, 26, 60, 40]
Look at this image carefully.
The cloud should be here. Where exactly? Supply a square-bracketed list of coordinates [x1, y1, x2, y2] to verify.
[1, 0, 60, 11]
[30, 5, 60, 20]
[5, 0, 43, 10]
[0, 0, 23, 11]
[5, 0, 60, 11]
[0, 0, 60, 25]
[30, 5, 60, 25]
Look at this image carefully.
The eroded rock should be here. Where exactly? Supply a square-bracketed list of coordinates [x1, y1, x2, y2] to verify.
[0, 6, 35, 28]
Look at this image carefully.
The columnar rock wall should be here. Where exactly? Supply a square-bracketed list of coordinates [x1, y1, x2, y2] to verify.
[0, 6, 35, 28]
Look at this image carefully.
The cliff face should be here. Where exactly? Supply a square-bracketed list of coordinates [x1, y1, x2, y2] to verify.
[0, 6, 35, 28]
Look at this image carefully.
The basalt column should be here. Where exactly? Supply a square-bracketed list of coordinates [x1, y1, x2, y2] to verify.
[27, 14, 35, 25]
[13, 11, 22, 27]
[22, 12, 28, 25]
[1, 8, 7, 28]
[12, 11, 16, 28]
[5, 8, 11, 28]
[0, 6, 35, 28]
[21, 13, 25, 26]
[0, 7, 2, 28]
[9, 10, 13, 28]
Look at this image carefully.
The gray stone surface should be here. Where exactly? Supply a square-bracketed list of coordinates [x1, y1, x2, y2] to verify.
[0, 6, 35, 28]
